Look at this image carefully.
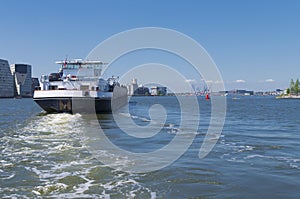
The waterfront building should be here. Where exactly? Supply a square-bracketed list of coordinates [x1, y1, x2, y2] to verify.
[228, 89, 254, 96]
[127, 78, 138, 95]
[134, 85, 150, 95]
[150, 86, 167, 96]
[0, 59, 14, 97]
[10, 64, 32, 97]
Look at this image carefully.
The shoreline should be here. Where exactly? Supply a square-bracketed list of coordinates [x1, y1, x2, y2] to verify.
[276, 95, 300, 99]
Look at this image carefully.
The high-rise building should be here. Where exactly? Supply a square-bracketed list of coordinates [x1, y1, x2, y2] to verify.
[0, 59, 14, 97]
[10, 64, 32, 97]
[127, 78, 138, 95]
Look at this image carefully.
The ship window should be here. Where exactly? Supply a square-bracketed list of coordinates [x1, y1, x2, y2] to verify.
[80, 85, 89, 90]
[49, 73, 61, 81]
[49, 85, 58, 90]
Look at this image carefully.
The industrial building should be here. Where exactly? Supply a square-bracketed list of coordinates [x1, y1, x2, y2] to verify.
[233, 89, 254, 96]
[127, 78, 167, 96]
[10, 64, 33, 97]
[134, 86, 150, 95]
[0, 59, 14, 97]
[150, 86, 167, 96]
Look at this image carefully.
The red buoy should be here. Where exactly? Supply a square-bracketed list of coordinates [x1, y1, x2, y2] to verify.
[205, 93, 210, 100]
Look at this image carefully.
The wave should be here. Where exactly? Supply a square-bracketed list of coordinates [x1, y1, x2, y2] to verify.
[0, 113, 156, 198]
[117, 112, 201, 135]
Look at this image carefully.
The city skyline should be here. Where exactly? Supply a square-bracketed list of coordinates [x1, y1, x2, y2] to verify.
[0, 0, 299, 91]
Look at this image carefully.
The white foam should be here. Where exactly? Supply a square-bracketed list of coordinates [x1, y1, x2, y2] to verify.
[0, 172, 15, 180]
[118, 112, 131, 118]
[73, 175, 95, 196]
[33, 182, 68, 195]
[237, 145, 255, 152]
[22, 113, 84, 136]
[27, 166, 70, 180]
[244, 154, 270, 160]
[1, 112, 157, 198]
[289, 164, 299, 169]
[151, 192, 157, 199]
[0, 160, 14, 168]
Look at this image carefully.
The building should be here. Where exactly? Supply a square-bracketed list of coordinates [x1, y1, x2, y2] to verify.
[134, 85, 150, 95]
[127, 78, 138, 95]
[150, 86, 167, 96]
[227, 89, 254, 96]
[10, 64, 32, 97]
[236, 89, 254, 96]
[0, 59, 14, 97]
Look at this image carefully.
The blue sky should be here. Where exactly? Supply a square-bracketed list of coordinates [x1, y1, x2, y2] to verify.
[0, 0, 299, 91]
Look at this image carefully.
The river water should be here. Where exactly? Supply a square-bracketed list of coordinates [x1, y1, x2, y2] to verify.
[0, 96, 299, 198]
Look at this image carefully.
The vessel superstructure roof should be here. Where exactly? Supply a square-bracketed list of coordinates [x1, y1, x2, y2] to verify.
[55, 59, 107, 65]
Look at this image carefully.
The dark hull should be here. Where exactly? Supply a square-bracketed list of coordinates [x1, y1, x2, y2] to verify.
[34, 96, 127, 114]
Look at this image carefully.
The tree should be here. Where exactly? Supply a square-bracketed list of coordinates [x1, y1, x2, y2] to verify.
[295, 78, 299, 95]
[286, 88, 290, 95]
[290, 79, 295, 94]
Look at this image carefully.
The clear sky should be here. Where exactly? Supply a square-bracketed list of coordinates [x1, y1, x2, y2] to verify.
[0, 0, 299, 91]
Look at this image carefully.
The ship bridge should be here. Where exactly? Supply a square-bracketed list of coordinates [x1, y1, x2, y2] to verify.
[55, 59, 108, 79]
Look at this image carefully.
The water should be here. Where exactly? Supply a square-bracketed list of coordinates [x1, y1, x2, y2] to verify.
[1, 96, 300, 198]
